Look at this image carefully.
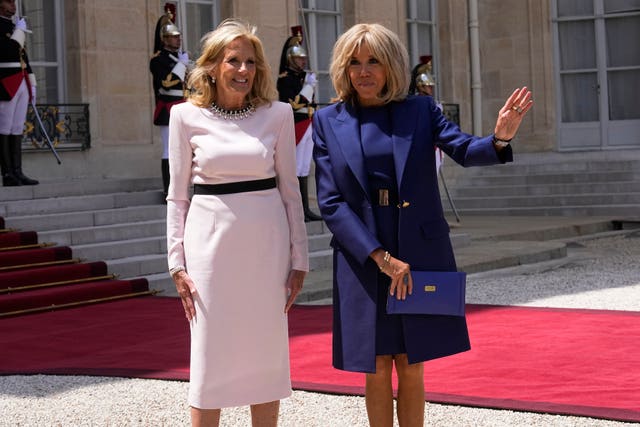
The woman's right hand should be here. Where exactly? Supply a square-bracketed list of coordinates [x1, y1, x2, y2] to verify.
[173, 271, 197, 321]
[371, 249, 413, 300]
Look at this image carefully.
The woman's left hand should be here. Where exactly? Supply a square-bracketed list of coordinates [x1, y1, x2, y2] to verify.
[284, 269, 306, 313]
[494, 86, 533, 141]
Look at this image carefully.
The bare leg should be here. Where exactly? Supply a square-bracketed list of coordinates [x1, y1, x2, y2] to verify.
[250, 400, 280, 427]
[191, 407, 220, 427]
[365, 355, 394, 427]
[394, 354, 424, 427]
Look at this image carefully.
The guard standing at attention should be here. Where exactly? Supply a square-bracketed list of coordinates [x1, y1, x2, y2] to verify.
[277, 26, 321, 221]
[150, 3, 188, 199]
[0, 0, 38, 186]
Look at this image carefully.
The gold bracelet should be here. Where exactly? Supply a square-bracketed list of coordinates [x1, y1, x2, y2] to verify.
[169, 266, 185, 278]
[379, 251, 391, 271]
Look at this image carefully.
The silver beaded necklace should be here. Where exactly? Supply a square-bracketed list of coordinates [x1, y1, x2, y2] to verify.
[209, 102, 255, 120]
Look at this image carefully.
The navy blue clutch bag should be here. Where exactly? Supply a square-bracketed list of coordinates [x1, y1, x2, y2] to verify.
[386, 270, 466, 316]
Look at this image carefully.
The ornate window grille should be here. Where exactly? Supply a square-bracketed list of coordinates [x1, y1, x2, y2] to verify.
[22, 104, 91, 151]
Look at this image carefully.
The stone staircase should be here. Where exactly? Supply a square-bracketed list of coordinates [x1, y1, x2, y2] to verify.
[440, 149, 640, 217]
[0, 178, 335, 297]
[3, 148, 639, 304]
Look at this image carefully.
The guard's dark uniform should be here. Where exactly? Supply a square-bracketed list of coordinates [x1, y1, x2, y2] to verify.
[0, 17, 32, 102]
[0, 15, 38, 186]
[276, 26, 321, 221]
[149, 9, 186, 197]
[149, 47, 186, 127]
[277, 67, 315, 131]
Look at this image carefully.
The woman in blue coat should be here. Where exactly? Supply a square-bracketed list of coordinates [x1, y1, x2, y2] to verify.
[312, 23, 532, 426]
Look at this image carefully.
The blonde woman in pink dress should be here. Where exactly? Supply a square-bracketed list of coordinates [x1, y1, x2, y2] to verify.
[166, 18, 309, 427]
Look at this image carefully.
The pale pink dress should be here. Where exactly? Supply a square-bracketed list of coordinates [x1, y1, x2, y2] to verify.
[166, 101, 309, 409]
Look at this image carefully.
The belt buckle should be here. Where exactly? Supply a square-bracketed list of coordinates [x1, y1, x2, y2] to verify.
[378, 189, 389, 206]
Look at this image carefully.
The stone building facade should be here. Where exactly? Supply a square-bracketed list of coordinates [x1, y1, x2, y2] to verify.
[18, 0, 640, 182]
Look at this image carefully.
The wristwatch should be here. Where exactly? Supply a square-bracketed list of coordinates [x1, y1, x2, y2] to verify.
[492, 135, 511, 150]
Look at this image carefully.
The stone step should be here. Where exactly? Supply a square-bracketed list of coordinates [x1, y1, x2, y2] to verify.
[445, 204, 640, 217]
[448, 192, 640, 209]
[0, 191, 163, 217]
[308, 233, 332, 252]
[452, 170, 638, 187]
[37, 219, 166, 246]
[107, 254, 169, 280]
[452, 181, 640, 198]
[3, 205, 166, 232]
[454, 155, 640, 175]
[0, 178, 161, 202]
[71, 236, 166, 262]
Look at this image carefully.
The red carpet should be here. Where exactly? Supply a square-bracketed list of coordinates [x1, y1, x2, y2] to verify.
[0, 297, 638, 422]
[0, 218, 152, 316]
[0, 246, 73, 268]
[0, 231, 38, 247]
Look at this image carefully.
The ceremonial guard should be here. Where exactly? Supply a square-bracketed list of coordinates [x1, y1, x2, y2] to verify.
[0, 0, 38, 186]
[149, 3, 188, 199]
[410, 55, 439, 104]
[277, 26, 321, 221]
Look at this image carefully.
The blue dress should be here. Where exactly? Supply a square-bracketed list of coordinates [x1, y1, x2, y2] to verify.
[359, 104, 406, 356]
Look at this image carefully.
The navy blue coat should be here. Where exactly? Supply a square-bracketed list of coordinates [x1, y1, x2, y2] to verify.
[312, 95, 513, 373]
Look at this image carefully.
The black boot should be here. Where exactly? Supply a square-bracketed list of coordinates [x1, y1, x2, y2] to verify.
[9, 135, 38, 185]
[161, 158, 170, 203]
[0, 134, 21, 186]
[298, 176, 322, 222]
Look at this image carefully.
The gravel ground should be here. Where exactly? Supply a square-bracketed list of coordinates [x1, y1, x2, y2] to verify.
[1, 233, 639, 426]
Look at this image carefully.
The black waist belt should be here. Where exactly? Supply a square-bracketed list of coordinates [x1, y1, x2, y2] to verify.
[193, 177, 277, 195]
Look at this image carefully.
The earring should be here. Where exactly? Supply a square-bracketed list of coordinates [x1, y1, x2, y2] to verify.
[210, 76, 216, 84]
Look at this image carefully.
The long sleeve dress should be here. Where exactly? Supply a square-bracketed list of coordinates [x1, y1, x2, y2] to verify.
[166, 100, 309, 409]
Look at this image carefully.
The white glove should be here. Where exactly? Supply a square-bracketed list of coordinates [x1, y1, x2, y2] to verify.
[11, 18, 30, 47]
[15, 18, 29, 32]
[31, 85, 36, 101]
[177, 51, 189, 66]
[304, 72, 317, 87]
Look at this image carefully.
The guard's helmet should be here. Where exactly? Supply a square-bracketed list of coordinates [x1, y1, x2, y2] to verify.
[415, 70, 436, 87]
[279, 25, 307, 73]
[415, 55, 435, 87]
[409, 55, 437, 95]
[288, 43, 307, 60]
[161, 23, 181, 39]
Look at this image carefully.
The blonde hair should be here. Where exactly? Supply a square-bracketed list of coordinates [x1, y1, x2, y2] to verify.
[330, 23, 409, 105]
[187, 18, 276, 108]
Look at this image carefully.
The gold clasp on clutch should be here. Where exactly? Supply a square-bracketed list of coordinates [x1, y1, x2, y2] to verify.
[424, 285, 436, 292]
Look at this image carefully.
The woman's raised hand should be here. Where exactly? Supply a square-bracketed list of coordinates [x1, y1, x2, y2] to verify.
[494, 87, 533, 141]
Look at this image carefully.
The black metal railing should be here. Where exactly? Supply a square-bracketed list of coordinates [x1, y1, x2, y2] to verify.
[22, 103, 90, 151]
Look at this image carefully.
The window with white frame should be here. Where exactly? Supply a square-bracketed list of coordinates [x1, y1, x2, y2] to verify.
[406, 0, 438, 96]
[19, 0, 65, 103]
[299, 0, 342, 104]
[165, 0, 218, 60]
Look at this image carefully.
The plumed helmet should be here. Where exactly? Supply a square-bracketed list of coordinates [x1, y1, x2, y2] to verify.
[279, 25, 307, 73]
[288, 43, 308, 59]
[415, 55, 436, 87]
[161, 23, 181, 38]
[409, 55, 436, 95]
[415, 71, 436, 87]
[153, 2, 179, 53]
